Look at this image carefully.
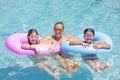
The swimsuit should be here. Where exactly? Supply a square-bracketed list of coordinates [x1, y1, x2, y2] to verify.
[81, 41, 98, 61]
[81, 54, 98, 61]
[28, 55, 47, 64]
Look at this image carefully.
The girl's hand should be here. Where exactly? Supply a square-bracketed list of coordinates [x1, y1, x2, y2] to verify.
[49, 45, 55, 54]
[37, 39, 41, 44]
[34, 47, 41, 54]
[81, 42, 89, 47]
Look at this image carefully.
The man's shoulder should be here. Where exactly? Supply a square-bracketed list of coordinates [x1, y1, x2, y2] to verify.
[42, 35, 51, 38]
[63, 34, 73, 37]
[40, 35, 52, 40]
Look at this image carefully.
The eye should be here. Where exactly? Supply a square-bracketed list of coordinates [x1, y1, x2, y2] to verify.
[29, 36, 38, 39]
[54, 28, 63, 32]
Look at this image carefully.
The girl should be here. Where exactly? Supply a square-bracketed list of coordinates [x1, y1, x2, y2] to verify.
[21, 29, 66, 79]
[70, 28, 111, 72]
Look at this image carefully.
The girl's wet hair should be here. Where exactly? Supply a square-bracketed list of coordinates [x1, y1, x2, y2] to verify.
[27, 29, 38, 44]
[84, 28, 95, 35]
[27, 29, 38, 36]
[54, 21, 64, 29]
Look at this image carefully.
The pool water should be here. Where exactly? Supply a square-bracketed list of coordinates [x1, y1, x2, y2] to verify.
[0, 0, 120, 80]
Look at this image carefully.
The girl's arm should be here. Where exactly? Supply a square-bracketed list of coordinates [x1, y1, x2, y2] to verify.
[94, 41, 111, 49]
[21, 43, 41, 54]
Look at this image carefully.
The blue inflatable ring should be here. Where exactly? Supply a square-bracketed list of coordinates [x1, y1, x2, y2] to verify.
[61, 32, 113, 54]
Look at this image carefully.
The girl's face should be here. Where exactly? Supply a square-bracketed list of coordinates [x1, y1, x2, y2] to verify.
[28, 32, 39, 44]
[84, 31, 94, 44]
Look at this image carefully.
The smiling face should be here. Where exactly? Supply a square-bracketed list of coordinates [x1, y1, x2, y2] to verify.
[54, 22, 64, 40]
[28, 32, 39, 44]
[84, 28, 94, 44]
[27, 29, 39, 44]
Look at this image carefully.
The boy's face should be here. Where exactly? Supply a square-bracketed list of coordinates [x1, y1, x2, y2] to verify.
[84, 31, 94, 44]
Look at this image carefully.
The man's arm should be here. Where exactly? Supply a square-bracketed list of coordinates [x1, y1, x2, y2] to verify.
[40, 36, 52, 44]
[64, 34, 88, 46]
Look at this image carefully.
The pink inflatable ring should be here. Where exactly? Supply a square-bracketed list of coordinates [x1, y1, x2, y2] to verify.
[5, 33, 60, 55]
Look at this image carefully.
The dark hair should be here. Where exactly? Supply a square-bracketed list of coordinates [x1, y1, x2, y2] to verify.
[27, 29, 38, 44]
[54, 21, 64, 29]
[84, 28, 95, 35]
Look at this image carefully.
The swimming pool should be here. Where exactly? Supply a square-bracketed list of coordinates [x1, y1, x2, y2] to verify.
[0, 0, 120, 80]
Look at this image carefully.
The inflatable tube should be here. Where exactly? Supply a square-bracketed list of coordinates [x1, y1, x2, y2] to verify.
[5, 33, 60, 55]
[61, 32, 113, 54]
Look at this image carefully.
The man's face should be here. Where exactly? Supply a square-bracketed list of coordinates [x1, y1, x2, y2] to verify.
[54, 24, 64, 39]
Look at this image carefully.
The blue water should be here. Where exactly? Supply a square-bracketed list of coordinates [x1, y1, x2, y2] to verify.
[0, 0, 120, 80]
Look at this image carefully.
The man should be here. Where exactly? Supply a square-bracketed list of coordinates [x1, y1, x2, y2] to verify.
[40, 21, 87, 73]
[40, 21, 87, 51]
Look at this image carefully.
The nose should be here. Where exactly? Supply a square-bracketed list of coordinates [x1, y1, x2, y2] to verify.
[87, 37, 93, 41]
[56, 30, 60, 33]
[87, 36, 92, 39]
[33, 38, 36, 40]
[31, 37, 38, 41]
